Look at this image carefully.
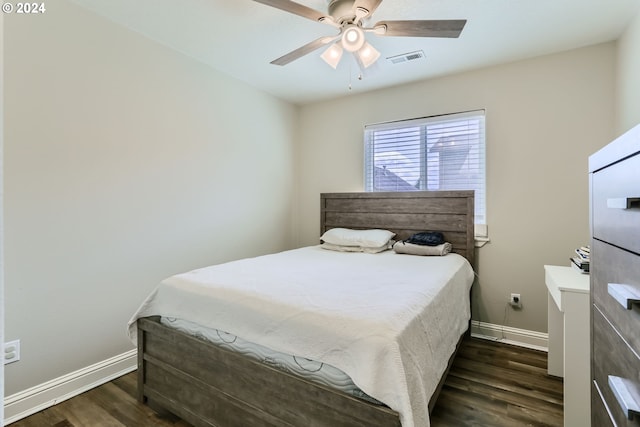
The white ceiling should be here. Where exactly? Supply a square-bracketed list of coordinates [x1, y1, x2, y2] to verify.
[69, 0, 640, 105]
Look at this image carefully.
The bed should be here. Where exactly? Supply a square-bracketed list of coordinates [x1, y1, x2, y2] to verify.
[129, 190, 476, 427]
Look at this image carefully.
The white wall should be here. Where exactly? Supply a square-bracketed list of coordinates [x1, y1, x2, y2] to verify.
[3, 0, 297, 395]
[296, 43, 616, 334]
[616, 7, 640, 133]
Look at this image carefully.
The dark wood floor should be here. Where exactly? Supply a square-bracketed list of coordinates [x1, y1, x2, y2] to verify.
[9, 337, 563, 427]
[430, 338, 563, 426]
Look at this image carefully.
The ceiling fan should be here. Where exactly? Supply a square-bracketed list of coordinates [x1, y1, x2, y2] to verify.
[251, 0, 466, 69]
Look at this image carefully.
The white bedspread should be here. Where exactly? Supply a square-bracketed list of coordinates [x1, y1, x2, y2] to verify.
[127, 246, 474, 427]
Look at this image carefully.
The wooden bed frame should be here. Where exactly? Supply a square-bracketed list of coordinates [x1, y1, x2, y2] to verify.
[137, 190, 475, 427]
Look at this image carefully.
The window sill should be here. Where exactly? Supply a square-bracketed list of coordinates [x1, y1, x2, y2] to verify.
[475, 236, 490, 248]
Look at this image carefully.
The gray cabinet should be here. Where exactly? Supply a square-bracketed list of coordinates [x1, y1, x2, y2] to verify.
[589, 124, 640, 426]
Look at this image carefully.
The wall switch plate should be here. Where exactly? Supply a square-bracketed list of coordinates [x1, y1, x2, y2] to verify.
[4, 340, 21, 365]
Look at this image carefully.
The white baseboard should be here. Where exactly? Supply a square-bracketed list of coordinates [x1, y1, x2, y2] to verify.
[4, 349, 137, 425]
[471, 320, 549, 352]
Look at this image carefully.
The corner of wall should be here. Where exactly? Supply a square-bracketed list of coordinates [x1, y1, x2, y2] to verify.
[290, 105, 303, 249]
[616, 6, 640, 134]
[1, 9, 6, 424]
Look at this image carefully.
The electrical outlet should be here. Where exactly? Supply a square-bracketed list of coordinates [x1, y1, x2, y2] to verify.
[509, 293, 522, 309]
[4, 340, 21, 365]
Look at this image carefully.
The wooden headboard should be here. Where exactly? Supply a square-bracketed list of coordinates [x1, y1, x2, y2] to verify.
[320, 191, 475, 267]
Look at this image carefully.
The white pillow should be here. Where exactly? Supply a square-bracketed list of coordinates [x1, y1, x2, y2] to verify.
[320, 242, 391, 254]
[320, 228, 396, 248]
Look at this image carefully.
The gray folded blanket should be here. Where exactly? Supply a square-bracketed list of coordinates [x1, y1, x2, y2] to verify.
[393, 242, 452, 256]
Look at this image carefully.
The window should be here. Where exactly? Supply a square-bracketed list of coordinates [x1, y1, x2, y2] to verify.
[364, 110, 486, 230]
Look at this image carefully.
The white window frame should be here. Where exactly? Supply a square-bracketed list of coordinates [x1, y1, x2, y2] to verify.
[364, 110, 488, 240]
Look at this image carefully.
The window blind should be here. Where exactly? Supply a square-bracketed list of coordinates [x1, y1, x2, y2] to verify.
[364, 110, 486, 225]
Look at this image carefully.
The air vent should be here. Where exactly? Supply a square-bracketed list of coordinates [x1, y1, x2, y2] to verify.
[386, 50, 426, 65]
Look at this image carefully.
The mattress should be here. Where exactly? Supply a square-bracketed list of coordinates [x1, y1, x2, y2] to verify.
[128, 245, 474, 427]
[159, 316, 383, 404]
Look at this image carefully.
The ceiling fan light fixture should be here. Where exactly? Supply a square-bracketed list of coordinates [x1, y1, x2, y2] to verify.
[356, 41, 380, 68]
[321, 42, 344, 69]
[341, 25, 365, 52]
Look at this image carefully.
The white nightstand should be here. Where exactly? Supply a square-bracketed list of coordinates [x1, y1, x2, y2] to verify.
[544, 265, 590, 426]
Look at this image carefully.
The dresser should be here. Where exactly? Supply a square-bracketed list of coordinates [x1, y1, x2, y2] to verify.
[589, 123, 640, 427]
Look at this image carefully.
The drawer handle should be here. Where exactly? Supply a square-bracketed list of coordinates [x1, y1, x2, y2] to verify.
[609, 376, 640, 420]
[607, 197, 640, 209]
[608, 283, 640, 310]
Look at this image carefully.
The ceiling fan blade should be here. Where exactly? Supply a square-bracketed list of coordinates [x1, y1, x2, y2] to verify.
[252, 0, 332, 24]
[353, 0, 383, 17]
[374, 20, 466, 38]
[271, 35, 339, 66]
